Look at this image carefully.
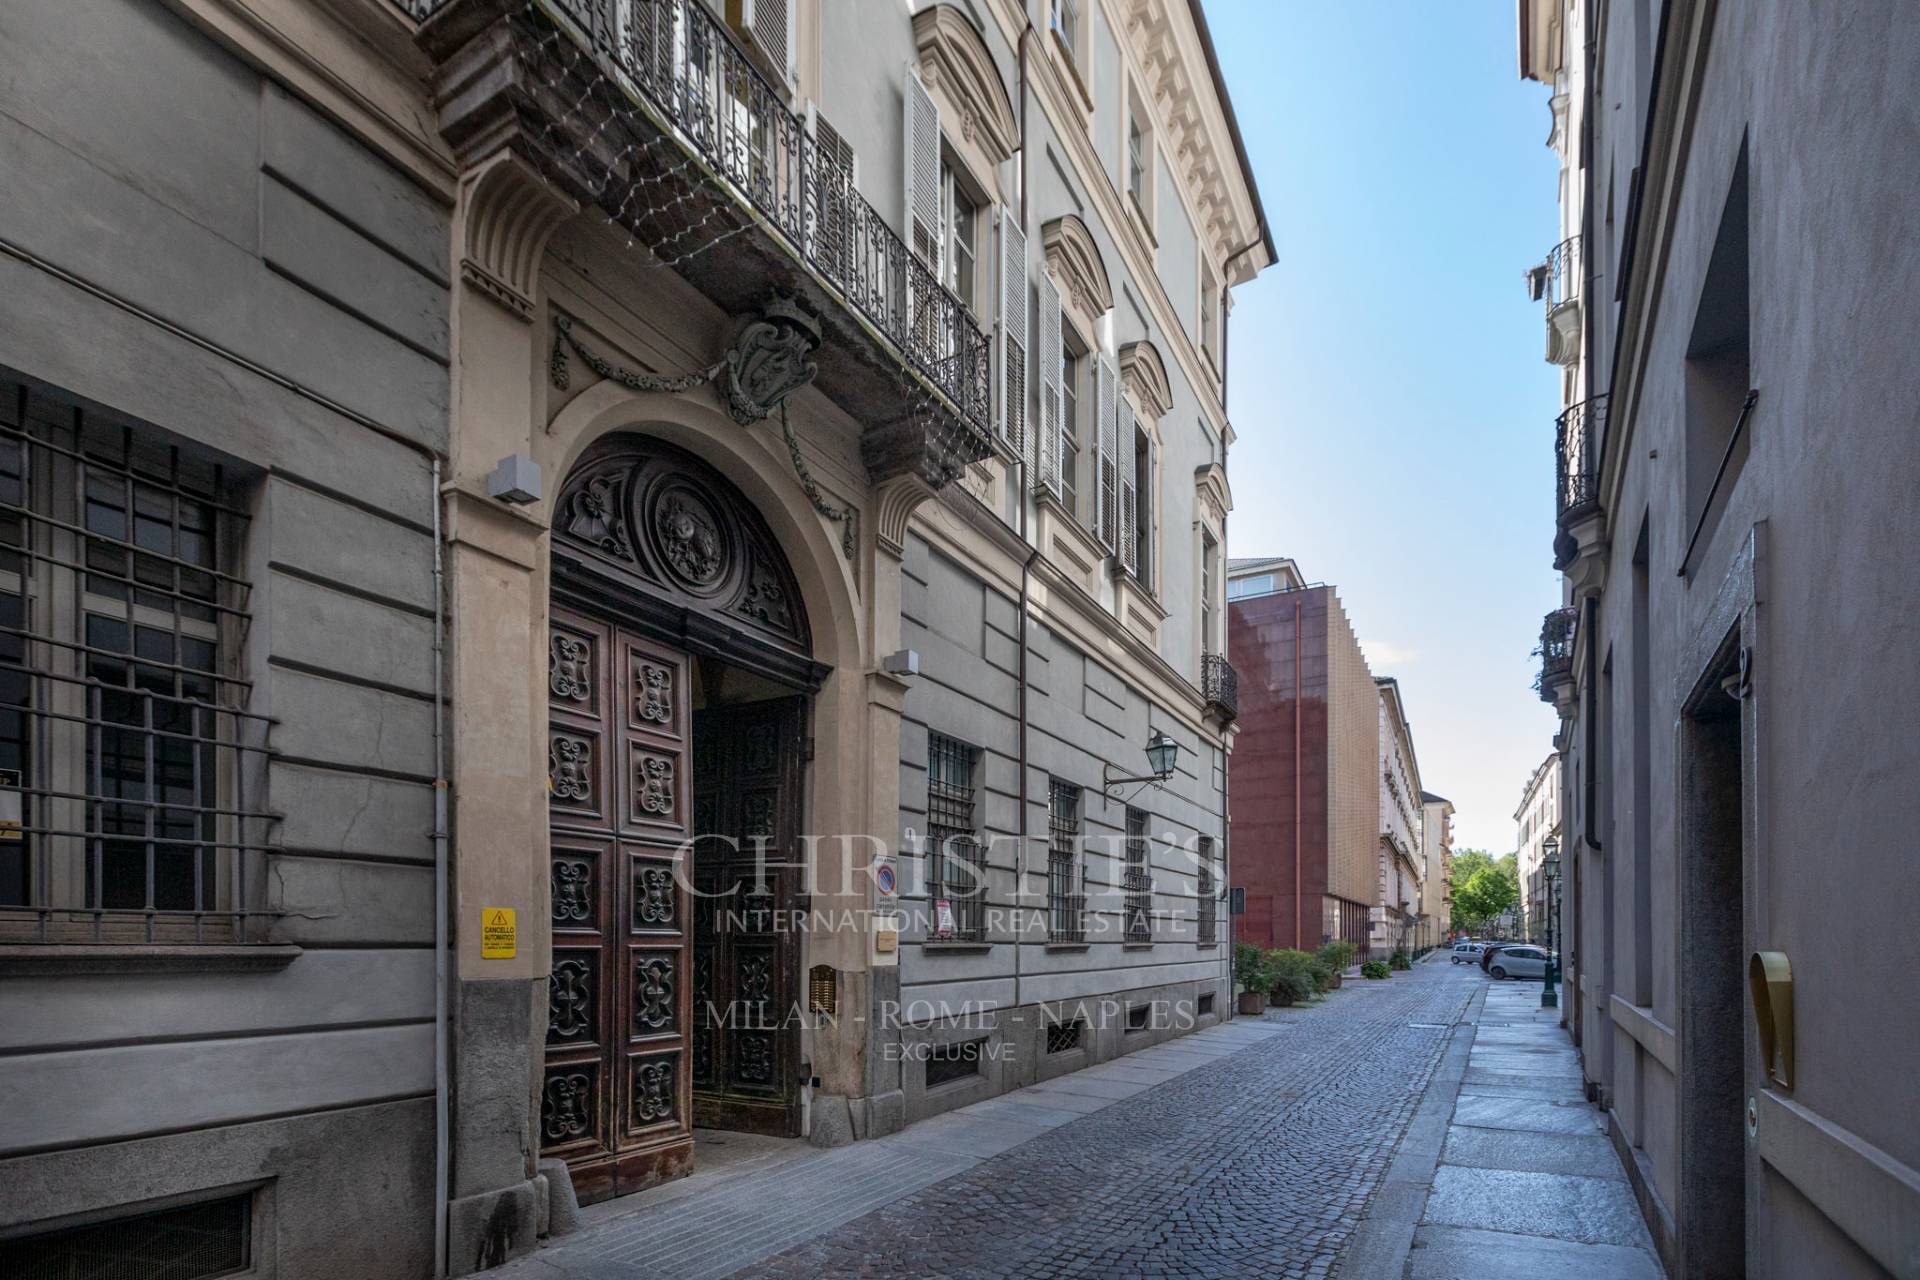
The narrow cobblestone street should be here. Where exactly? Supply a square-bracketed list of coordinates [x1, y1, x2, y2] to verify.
[494, 960, 1516, 1279]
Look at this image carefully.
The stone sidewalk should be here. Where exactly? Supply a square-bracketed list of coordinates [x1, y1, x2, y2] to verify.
[1340, 960, 1664, 1279]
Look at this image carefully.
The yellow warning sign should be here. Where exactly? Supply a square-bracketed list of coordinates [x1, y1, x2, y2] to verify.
[481, 907, 517, 959]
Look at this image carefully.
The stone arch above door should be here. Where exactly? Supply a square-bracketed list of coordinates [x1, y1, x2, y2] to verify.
[553, 433, 821, 687]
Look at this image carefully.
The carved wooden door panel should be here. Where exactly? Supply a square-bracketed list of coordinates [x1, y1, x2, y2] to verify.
[691, 696, 804, 1136]
[544, 606, 694, 1203]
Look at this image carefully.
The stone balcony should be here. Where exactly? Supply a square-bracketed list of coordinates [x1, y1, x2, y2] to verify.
[1201, 652, 1238, 723]
[1552, 394, 1609, 588]
[1536, 605, 1576, 709]
[1531, 235, 1581, 366]
[418, 0, 993, 488]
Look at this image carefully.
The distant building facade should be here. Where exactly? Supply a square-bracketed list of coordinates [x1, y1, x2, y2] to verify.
[1226, 560, 1382, 957]
[1372, 679, 1423, 958]
[1418, 792, 1454, 949]
[1512, 753, 1560, 943]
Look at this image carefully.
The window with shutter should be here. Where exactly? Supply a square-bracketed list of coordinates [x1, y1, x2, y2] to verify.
[808, 104, 856, 283]
[998, 206, 1028, 460]
[1095, 356, 1118, 551]
[727, 0, 795, 87]
[1117, 397, 1138, 574]
[903, 68, 942, 271]
[1133, 425, 1153, 590]
[1036, 274, 1063, 498]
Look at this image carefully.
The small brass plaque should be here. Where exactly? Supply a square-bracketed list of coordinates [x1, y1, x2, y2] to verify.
[875, 927, 899, 954]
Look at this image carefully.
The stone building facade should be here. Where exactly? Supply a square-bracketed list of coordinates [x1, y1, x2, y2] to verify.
[0, 0, 1270, 1276]
[1520, 0, 1920, 1274]
[1511, 751, 1559, 944]
[1370, 678, 1422, 959]
[1417, 791, 1453, 951]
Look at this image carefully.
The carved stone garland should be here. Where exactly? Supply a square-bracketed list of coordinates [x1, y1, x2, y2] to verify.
[550, 305, 857, 559]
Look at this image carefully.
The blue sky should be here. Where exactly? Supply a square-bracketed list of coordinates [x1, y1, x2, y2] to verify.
[1206, 1, 1564, 852]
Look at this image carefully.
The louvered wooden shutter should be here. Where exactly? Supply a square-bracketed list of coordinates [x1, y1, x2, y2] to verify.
[904, 67, 941, 269]
[1118, 397, 1138, 574]
[998, 206, 1029, 458]
[808, 103, 856, 281]
[1095, 356, 1118, 551]
[1036, 274, 1063, 497]
[755, 0, 794, 81]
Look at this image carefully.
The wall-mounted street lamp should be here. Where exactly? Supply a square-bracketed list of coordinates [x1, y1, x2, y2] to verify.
[1541, 835, 1561, 1009]
[1103, 731, 1180, 798]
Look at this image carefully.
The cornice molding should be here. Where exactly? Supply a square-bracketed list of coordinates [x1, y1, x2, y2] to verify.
[1119, 0, 1265, 282]
[1119, 340, 1173, 418]
[1041, 214, 1114, 321]
[913, 4, 1021, 170]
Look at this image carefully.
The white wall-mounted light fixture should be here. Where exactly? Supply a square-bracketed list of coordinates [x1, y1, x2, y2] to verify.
[486, 454, 542, 506]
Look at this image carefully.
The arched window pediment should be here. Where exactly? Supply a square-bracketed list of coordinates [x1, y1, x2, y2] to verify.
[912, 5, 1020, 169]
[1120, 340, 1173, 419]
[1041, 214, 1114, 321]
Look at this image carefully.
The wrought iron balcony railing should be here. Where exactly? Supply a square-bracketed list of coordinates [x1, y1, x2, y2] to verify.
[421, 0, 993, 482]
[1534, 236, 1580, 312]
[1536, 606, 1576, 703]
[1201, 652, 1238, 721]
[1554, 394, 1608, 523]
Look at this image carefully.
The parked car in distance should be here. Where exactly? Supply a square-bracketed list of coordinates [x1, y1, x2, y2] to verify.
[1450, 943, 1485, 964]
[1488, 946, 1551, 980]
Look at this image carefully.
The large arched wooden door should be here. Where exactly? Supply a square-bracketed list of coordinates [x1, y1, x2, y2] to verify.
[542, 433, 822, 1202]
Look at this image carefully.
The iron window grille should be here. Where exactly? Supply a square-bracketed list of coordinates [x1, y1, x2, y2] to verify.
[1044, 1015, 1085, 1055]
[0, 380, 272, 945]
[1196, 834, 1217, 945]
[0, 1191, 251, 1280]
[1046, 779, 1084, 943]
[1123, 806, 1152, 944]
[925, 731, 984, 942]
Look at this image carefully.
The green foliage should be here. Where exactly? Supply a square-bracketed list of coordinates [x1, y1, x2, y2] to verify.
[1360, 960, 1391, 979]
[1233, 942, 1271, 993]
[1389, 950, 1412, 971]
[1309, 960, 1337, 993]
[1316, 939, 1358, 971]
[1269, 973, 1315, 1006]
[1453, 865, 1520, 931]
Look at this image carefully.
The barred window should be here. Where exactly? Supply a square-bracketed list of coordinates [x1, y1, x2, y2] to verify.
[925, 731, 984, 942]
[1196, 835, 1217, 945]
[1046, 779, 1083, 943]
[1123, 806, 1151, 943]
[0, 379, 267, 945]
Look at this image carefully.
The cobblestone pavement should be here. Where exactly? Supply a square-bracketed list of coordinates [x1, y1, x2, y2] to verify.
[745, 963, 1478, 1280]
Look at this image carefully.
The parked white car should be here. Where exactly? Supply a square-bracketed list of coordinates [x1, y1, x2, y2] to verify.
[1449, 943, 1486, 964]
[1487, 946, 1551, 979]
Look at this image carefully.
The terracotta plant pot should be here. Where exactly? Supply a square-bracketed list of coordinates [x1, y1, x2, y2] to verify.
[1237, 990, 1267, 1016]
[1326, 972, 1343, 990]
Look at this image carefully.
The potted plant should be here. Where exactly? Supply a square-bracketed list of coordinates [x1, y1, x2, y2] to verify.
[1317, 940, 1357, 988]
[1233, 942, 1271, 1015]
[1266, 949, 1318, 1005]
[1389, 949, 1412, 971]
[1268, 973, 1314, 1007]
[1361, 959, 1391, 979]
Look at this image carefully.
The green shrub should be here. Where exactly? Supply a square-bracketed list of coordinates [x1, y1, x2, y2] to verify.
[1361, 960, 1391, 980]
[1266, 949, 1317, 981]
[1317, 939, 1358, 971]
[1233, 942, 1271, 994]
[1389, 949, 1412, 971]
[1309, 960, 1337, 993]
[1268, 973, 1315, 1006]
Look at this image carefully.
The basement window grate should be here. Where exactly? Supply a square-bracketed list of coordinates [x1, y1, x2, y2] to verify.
[1125, 1004, 1150, 1032]
[1197, 993, 1215, 1017]
[2, 1192, 251, 1280]
[1044, 1016, 1085, 1055]
[924, 1037, 985, 1088]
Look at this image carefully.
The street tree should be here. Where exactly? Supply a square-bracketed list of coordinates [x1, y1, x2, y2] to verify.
[1452, 866, 1519, 934]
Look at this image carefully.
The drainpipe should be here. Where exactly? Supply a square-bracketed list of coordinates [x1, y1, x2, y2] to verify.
[431, 459, 450, 1280]
[1582, 596, 1601, 853]
[1012, 14, 1033, 1018]
[1293, 595, 1303, 951]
